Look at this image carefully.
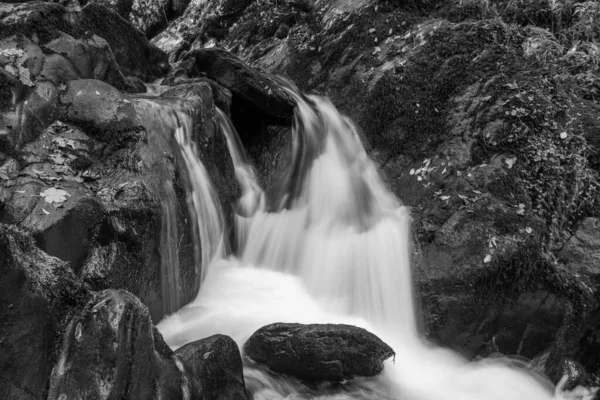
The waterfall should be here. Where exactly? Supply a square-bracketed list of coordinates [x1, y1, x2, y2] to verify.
[157, 83, 587, 399]
[135, 97, 225, 315]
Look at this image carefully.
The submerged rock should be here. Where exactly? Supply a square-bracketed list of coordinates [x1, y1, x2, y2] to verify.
[175, 334, 249, 400]
[244, 323, 395, 381]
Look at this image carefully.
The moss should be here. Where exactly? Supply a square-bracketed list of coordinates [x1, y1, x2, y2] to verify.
[0, 3, 72, 44]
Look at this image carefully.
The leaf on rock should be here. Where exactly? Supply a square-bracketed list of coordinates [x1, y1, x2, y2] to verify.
[0, 48, 24, 58]
[49, 153, 67, 165]
[42, 208, 51, 215]
[40, 188, 69, 204]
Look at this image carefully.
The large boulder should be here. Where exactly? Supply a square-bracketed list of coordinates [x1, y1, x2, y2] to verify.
[47, 289, 185, 400]
[0, 224, 89, 400]
[1, 225, 244, 399]
[244, 323, 395, 381]
[174, 334, 248, 400]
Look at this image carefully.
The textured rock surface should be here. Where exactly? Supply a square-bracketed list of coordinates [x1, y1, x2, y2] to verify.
[244, 323, 395, 381]
[46, 289, 186, 400]
[175, 334, 248, 400]
[0, 224, 88, 400]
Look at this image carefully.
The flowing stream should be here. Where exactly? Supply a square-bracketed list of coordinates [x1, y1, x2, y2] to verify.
[156, 81, 595, 399]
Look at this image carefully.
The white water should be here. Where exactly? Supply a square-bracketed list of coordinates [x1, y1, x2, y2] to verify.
[158, 83, 595, 399]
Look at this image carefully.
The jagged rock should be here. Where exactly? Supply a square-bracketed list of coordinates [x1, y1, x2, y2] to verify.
[168, 48, 295, 127]
[0, 2, 163, 149]
[0, 2, 167, 82]
[175, 334, 248, 400]
[152, 0, 256, 64]
[244, 323, 395, 381]
[47, 289, 185, 400]
[79, 3, 169, 79]
[1, 75, 239, 321]
[0, 224, 89, 399]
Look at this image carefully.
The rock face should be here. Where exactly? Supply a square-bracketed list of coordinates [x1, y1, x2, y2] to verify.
[175, 334, 249, 400]
[0, 224, 88, 400]
[244, 323, 395, 381]
[47, 289, 185, 400]
[0, 1, 240, 321]
[0, 225, 249, 399]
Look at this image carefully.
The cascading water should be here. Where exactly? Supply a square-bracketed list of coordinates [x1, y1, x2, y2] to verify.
[157, 81, 595, 399]
[135, 97, 226, 314]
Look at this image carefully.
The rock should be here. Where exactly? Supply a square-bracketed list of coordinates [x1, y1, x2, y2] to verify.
[166, 48, 295, 149]
[559, 218, 600, 276]
[175, 334, 248, 400]
[0, 2, 167, 82]
[0, 224, 89, 399]
[1, 74, 239, 322]
[244, 323, 395, 381]
[47, 289, 185, 400]
[60, 79, 139, 133]
[79, 3, 169, 79]
[161, 81, 240, 232]
[0, 2, 165, 148]
[0, 224, 213, 399]
[152, 0, 256, 64]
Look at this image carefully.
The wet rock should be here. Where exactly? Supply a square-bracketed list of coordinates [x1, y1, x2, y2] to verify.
[170, 48, 295, 127]
[47, 289, 185, 400]
[161, 81, 240, 228]
[60, 79, 138, 133]
[244, 323, 395, 381]
[0, 224, 89, 399]
[175, 334, 248, 400]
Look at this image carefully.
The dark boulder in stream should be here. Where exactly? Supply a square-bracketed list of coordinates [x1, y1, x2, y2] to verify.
[175, 334, 249, 400]
[244, 323, 395, 382]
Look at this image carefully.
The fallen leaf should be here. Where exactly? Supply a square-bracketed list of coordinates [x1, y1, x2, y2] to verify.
[40, 188, 69, 204]
[0, 48, 24, 58]
[439, 195, 451, 201]
[42, 208, 50, 215]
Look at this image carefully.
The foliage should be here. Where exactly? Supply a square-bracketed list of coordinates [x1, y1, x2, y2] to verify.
[481, 74, 600, 248]
[0, 48, 34, 87]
